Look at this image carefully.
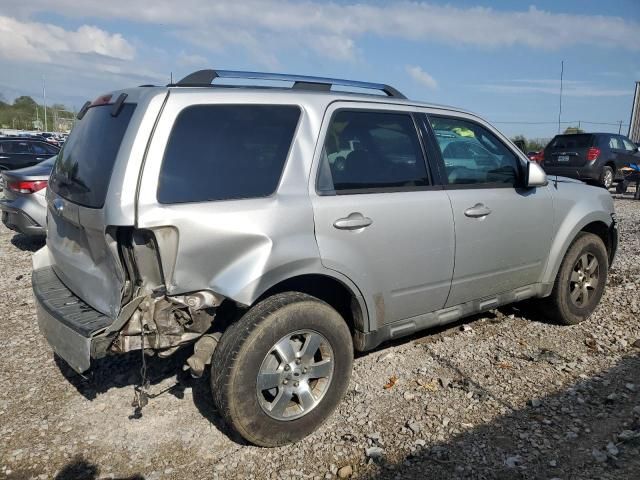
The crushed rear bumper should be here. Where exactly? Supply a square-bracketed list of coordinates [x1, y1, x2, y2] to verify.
[33, 266, 113, 373]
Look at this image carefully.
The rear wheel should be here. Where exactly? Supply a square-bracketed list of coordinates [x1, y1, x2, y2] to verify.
[211, 292, 353, 446]
[542, 232, 608, 325]
[600, 166, 614, 189]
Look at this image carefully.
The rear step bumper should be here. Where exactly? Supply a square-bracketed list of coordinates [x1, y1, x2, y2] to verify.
[33, 267, 113, 373]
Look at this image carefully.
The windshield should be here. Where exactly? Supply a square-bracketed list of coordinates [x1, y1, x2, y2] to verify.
[49, 103, 136, 208]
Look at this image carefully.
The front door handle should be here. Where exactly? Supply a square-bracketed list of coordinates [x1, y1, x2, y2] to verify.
[464, 203, 492, 218]
[333, 212, 373, 230]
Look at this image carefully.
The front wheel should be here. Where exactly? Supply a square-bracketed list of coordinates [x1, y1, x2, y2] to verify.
[542, 232, 608, 325]
[211, 292, 353, 446]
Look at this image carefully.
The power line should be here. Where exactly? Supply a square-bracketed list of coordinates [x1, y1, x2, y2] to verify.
[491, 120, 630, 127]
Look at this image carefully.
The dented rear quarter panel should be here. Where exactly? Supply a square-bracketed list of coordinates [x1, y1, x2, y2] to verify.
[135, 89, 367, 314]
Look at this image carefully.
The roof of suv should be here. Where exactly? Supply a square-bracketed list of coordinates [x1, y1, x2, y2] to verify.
[127, 69, 476, 118]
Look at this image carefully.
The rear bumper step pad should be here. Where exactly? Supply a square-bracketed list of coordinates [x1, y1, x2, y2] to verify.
[33, 267, 113, 373]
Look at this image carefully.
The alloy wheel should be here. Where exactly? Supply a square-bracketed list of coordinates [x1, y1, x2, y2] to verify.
[256, 329, 334, 421]
[569, 253, 599, 307]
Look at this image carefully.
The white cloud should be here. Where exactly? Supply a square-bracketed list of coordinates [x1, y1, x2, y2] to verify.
[479, 79, 633, 97]
[406, 65, 437, 89]
[1, 1, 638, 66]
[0, 16, 134, 62]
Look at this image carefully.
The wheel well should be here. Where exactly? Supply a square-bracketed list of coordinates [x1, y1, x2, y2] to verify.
[257, 274, 365, 333]
[605, 161, 616, 170]
[580, 221, 612, 263]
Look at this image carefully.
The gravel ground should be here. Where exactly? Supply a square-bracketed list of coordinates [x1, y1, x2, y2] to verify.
[1, 195, 639, 480]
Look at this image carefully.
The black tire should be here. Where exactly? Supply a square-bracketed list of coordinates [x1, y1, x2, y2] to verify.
[211, 292, 353, 447]
[543, 232, 608, 325]
[600, 166, 614, 189]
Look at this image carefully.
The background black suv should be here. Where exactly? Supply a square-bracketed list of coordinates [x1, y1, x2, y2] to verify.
[542, 132, 640, 188]
[0, 137, 60, 172]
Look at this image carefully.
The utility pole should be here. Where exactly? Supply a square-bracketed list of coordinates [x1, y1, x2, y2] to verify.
[618, 120, 623, 134]
[42, 75, 48, 132]
[35, 105, 39, 131]
[558, 60, 564, 134]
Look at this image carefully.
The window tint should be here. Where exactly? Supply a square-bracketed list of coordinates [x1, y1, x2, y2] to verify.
[430, 116, 521, 186]
[608, 136, 624, 150]
[2, 141, 32, 154]
[621, 137, 637, 151]
[158, 105, 300, 204]
[50, 103, 136, 208]
[317, 110, 428, 193]
[550, 134, 593, 149]
[32, 142, 58, 155]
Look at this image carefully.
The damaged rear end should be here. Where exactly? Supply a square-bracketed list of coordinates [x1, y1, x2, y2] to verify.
[32, 87, 224, 374]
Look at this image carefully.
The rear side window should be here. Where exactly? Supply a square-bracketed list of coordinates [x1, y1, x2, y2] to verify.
[549, 134, 593, 149]
[1, 141, 31, 154]
[158, 105, 300, 204]
[50, 103, 136, 208]
[317, 110, 429, 194]
[608, 136, 624, 150]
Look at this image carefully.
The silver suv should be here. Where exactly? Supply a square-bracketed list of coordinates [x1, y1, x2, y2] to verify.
[33, 69, 617, 446]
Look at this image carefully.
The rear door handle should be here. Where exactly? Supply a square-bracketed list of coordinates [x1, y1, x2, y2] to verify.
[333, 212, 373, 230]
[464, 203, 492, 218]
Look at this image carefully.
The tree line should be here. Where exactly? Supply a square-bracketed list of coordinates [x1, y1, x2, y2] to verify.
[0, 94, 74, 131]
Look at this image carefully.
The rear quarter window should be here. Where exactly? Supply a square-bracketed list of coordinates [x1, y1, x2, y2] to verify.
[158, 105, 300, 204]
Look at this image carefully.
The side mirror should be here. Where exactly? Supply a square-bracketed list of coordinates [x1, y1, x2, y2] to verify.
[526, 161, 548, 187]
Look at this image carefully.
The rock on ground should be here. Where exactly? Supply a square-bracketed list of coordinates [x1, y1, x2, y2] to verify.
[0, 197, 639, 479]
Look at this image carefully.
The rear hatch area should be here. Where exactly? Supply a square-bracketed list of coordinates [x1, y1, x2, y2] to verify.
[45, 99, 138, 319]
[544, 134, 594, 167]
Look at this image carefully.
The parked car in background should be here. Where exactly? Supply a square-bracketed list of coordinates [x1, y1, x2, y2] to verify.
[542, 132, 640, 188]
[0, 137, 60, 173]
[33, 69, 617, 447]
[39, 132, 60, 146]
[527, 150, 544, 163]
[0, 156, 55, 237]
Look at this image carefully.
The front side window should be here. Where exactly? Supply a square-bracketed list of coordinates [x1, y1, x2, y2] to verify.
[318, 110, 428, 193]
[32, 142, 58, 155]
[158, 105, 300, 204]
[621, 137, 637, 152]
[430, 116, 521, 186]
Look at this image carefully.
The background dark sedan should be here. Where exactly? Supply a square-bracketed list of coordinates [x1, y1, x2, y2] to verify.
[0, 156, 55, 237]
[0, 137, 60, 174]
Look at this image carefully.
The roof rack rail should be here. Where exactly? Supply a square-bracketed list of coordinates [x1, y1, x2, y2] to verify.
[171, 69, 406, 99]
